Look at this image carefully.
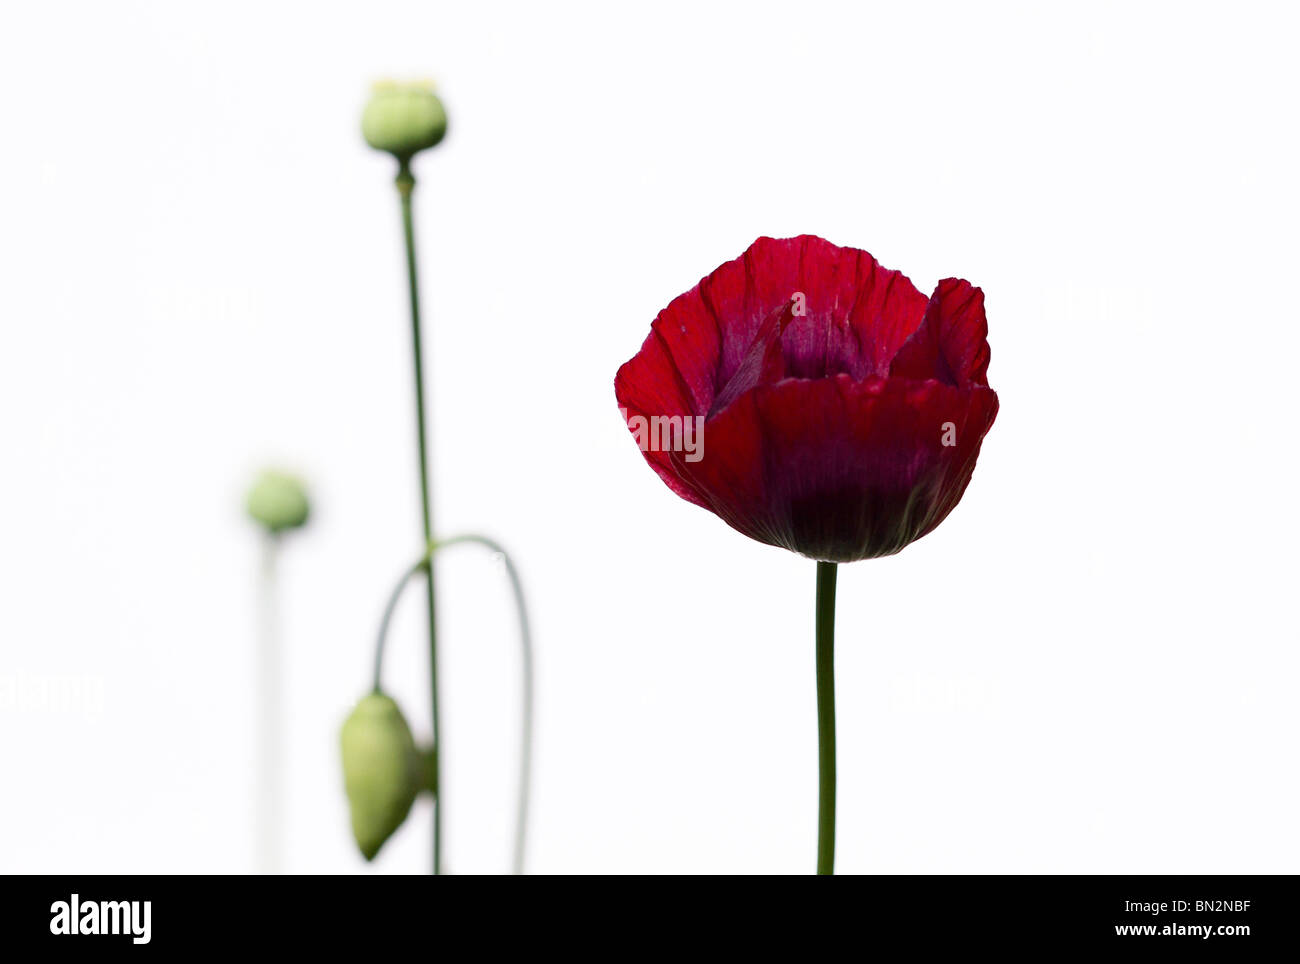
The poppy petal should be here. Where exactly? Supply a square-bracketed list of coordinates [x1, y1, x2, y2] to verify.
[615, 236, 998, 561]
[709, 300, 794, 418]
[668, 375, 999, 561]
[889, 278, 992, 387]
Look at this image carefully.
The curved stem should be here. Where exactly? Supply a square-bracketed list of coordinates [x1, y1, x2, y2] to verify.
[371, 554, 431, 694]
[815, 560, 838, 875]
[396, 159, 442, 876]
[368, 535, 534, 875]
[435, 535, 533, 876]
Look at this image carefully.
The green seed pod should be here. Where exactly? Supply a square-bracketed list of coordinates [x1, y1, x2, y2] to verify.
[361, 80, 448, 160]
[340, 692, 422, 860]
[245, 470, 310, 535]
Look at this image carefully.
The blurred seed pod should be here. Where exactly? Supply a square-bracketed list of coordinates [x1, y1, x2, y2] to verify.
[340, 692, 423, 860]
[245, 470, 310, 535]
[362, 80, 448, 161]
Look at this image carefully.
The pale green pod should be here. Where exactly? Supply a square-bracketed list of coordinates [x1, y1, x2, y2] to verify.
[340, 692, 422, 860]
[362, 81, 448, 160]
[245, 470, 310, 534]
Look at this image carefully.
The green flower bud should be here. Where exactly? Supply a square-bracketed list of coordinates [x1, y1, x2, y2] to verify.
[245, 470, 310, 535]
[340, 692, 422, 860]
[361, 80, 448, 160]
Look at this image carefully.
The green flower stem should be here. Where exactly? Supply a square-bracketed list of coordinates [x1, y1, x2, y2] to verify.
[417, 745, 438, 796]
[255, 533, 283, 874]
[395, 159, 442, 876]
[369, 536, 534, 875]
[435, 535, 534, 876]
[371, 556, 430, 694]
[815, 560, 838, 875]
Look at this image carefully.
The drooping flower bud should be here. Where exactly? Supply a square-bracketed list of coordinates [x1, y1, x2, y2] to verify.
[245, 470, 310, 535]
[361, 81, 448, 161]
[340, 692, 422, 860]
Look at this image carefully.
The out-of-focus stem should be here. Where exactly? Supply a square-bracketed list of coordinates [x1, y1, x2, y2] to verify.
[369, 535, 533, 875]
[255, 533, 283, 874]
[436, 535, 533, 875]
[372, 555, 430, 694]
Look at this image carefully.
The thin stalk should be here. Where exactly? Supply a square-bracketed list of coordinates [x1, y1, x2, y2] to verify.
[436, 535, 533, 876]
[396, 159, 441, 875]
[255, 533, 282, 874]
[371, 555, 431, 694]
[815, 560, 838, 875]
[368, 536, 533, 875]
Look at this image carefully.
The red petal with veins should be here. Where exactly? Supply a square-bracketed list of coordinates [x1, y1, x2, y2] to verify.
[890, 278, 992, 387]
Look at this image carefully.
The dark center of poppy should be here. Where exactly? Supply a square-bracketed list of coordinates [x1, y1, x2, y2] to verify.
[777, 312, 867, 381]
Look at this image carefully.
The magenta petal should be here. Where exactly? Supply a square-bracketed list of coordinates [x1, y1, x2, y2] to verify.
[671, 375, 999, 561]
[615, 236, 998, 561]
[889, 278, 991, 387]
[709, 300, 793, 418]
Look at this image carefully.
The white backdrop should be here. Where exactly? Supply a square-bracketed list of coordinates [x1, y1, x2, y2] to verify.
[1, 1, 1297, 874]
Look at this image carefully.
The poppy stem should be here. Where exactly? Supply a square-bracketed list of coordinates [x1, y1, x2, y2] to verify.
[396, 159, 442, 876]
[369, 536, 534, 875]
[434, 535, 534, 876]
[254, 532, 283, 874]
[371, 553, 432, 695]
[815, 560, 838, 875]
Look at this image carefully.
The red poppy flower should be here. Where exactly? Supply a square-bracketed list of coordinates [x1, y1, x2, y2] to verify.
[615, 235, 999, 562]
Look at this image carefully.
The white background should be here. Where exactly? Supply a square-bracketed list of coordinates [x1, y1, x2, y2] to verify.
[1, 0, 1297, 874]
